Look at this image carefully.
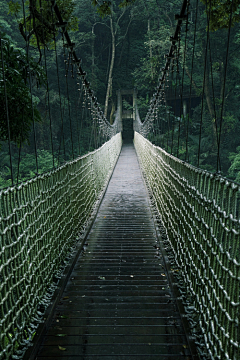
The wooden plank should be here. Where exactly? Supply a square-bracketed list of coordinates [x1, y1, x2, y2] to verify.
[34, 143, 197, 360]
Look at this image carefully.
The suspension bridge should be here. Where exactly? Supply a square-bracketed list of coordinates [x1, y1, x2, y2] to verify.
[0, 0, 240, 359]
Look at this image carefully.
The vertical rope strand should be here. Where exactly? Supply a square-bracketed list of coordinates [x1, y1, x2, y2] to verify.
[177, 2, 189, 159]
[208, 37, 220, 170]
[197, 2, 210, 167]
[63, 39, 74, 160]
[51, 6, 66, 163]
[75, 77, 82, 155]
[41, 1, 55, 169]
[0, 37, 14, 185]
[22, 0, 39, 174]
[185, 0, 198, 161]
[217, 0, 234, 172]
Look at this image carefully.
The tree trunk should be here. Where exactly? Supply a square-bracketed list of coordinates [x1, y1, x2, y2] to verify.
[104, 16, 115, 118]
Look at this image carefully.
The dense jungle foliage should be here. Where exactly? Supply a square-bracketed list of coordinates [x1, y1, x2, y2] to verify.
[1, 0, 240, 187]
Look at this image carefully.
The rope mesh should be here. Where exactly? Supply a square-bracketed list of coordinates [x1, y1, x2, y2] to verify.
[0, 132, 122, 360]
[134, 131, 240, 360]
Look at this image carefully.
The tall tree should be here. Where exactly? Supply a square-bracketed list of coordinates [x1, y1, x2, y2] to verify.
[104, 4, 134, 117]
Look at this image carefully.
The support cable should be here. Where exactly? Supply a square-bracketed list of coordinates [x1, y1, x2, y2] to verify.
[80, 88, 86, 155]
[166, 68, 173, 152]
[63, 37, 74, 160]
[176, 33, 182, 157]
[162, 80, 166, 149]
[156, 104, 161, 147]
[75, 77, 81, 155]
[77, 80, 84, 155]
[217, 0, 234, 172]
[208, 37, 220, 171]
[16, 115, 24, 183]
[171, 55, 178, 154]
[41, 2, 55, 169]
[185, 0, 199, 161]
[51, 32, 66, 164]
[22, 0, 39, 174]
[197, 2, 210, 167]
[177, 1, 189, 159]
[17, 139, 22, 184]
[0, 37, 14, 185]
[43, 46, 55, 168]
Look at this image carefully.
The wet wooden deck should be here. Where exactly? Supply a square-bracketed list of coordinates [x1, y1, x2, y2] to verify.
[35, 143, 196, 360]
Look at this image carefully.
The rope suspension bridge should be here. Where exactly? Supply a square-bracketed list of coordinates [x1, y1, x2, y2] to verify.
[0, 0, 239, 359]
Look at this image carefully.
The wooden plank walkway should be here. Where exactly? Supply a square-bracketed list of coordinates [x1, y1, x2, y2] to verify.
[35, 143, 194, 360]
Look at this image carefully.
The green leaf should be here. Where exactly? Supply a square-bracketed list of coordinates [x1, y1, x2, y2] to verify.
[58, 345, 66, 351]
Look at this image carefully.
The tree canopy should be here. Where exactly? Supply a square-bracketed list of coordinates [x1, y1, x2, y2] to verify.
[91, 0, 137, 16]
[0, 35, 45, 146]
[1, 0, 240, 187]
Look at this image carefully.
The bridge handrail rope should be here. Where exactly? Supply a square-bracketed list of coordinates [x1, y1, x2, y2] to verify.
[2, 0, 240, 359]
[0, 1, 123, 358]
[134, 132, 240, 360]
[134, 0, 240, 358]
[0, 133, 122, 360]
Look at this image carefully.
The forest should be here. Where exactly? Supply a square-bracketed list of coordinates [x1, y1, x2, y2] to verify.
[1, 0, 240, 188]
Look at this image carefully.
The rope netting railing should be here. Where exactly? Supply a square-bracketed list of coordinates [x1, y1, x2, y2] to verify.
[134, 132, 240, 360]
[0, 132, 122, 360]
[0, 1, 123, 359]
[134, 0, 240, 358]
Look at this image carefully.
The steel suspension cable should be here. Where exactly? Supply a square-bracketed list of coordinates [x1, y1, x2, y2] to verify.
[0, 37, 14, 185]
[63, 39, 74, 160]
[162, 79, 167, 149]
[217, 0, 234, 172]
[43, 46, 55, 168]
[171, 55, 177, 154]
[75, 77, 82, 155]
[176, 33, 182, 157]
[208, 36, 220, 171]
[53, 33, 66, 164]
[16, 134, 22, 184]
[172, 34, 182, 156]
[40, 2, 55, 169]
[197, 2, 210, 167]
[49, 0, 67, 165]
[166, 68, 173, 152]
[80, 88, 86, 155]
[185, 0, 199, 162]
[177, 1, 189, 159]
[22, 0, 39, 174]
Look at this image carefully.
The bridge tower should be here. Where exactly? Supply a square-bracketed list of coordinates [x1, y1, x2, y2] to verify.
[116, 89, 137, 140]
